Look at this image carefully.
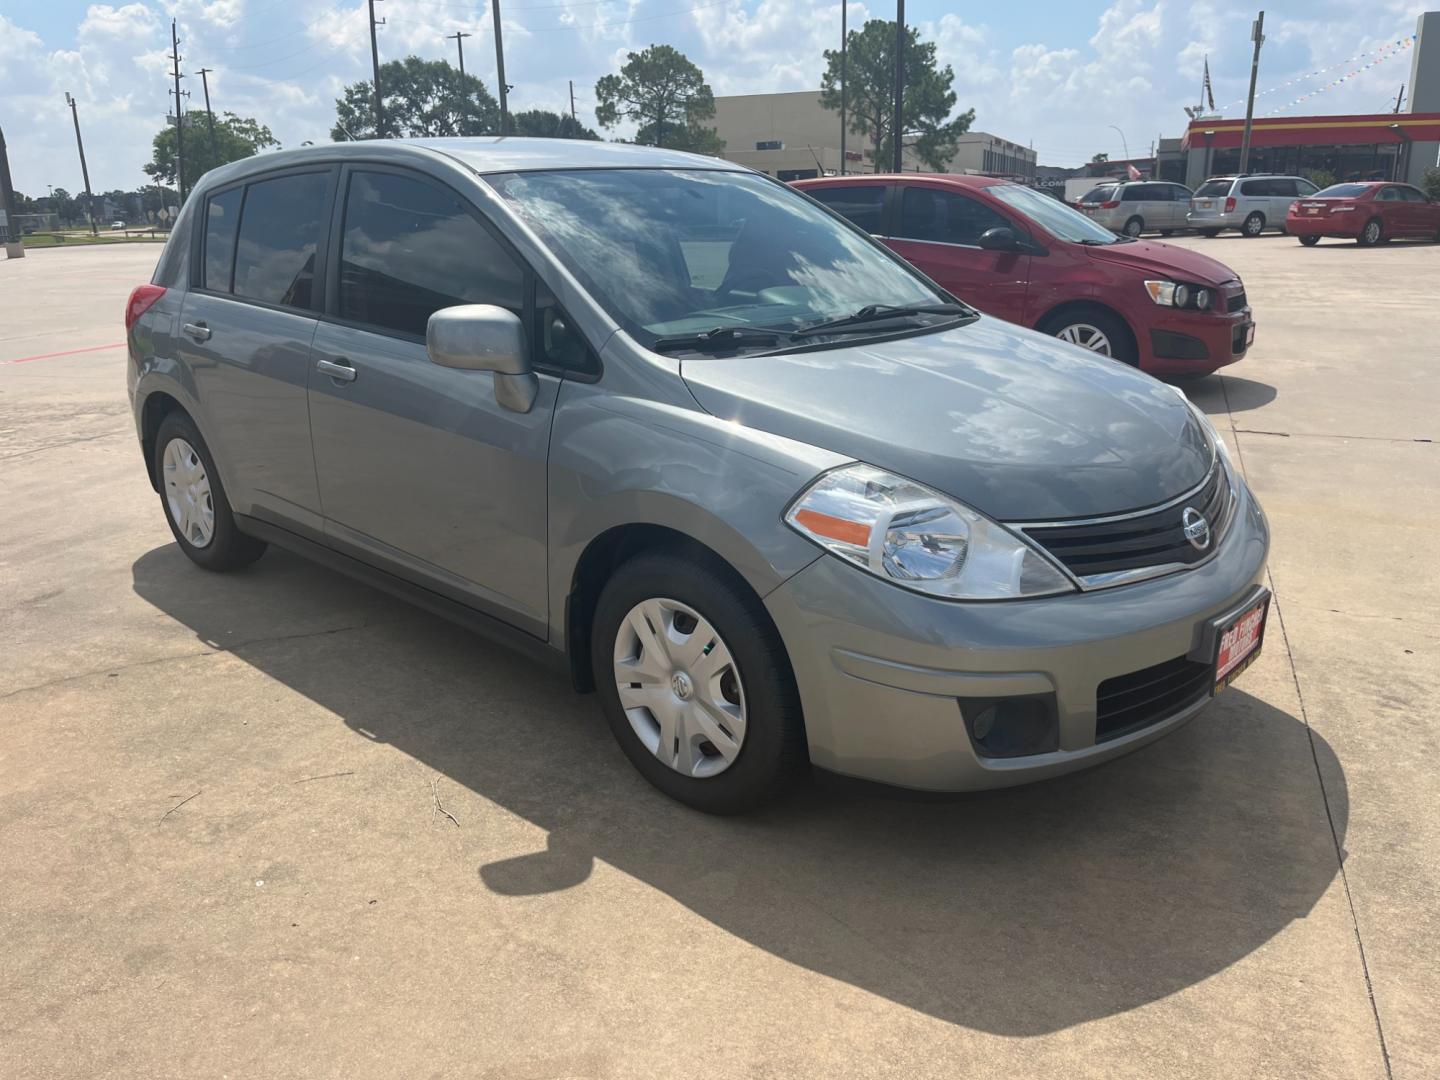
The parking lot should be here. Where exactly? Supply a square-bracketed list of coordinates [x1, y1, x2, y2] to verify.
[2, 235, 1436, 1078]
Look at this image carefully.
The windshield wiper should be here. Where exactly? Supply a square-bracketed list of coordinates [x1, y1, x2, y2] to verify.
[794, 302, 970, 337]
[650, 327, 783, 354]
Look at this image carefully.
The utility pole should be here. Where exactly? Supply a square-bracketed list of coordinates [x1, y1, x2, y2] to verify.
[840, 0, 847, 175]
[64, 93, 99, 235]
[1394, 83, 1406, 113]
[168, 20, 187, 204]
[492, 0, 510, 134]
[195, 67, 218, 164]
[446, 31, 472, 134]
[569, 80, 577, 122]
[1237, 10, 1265, 174]
[891, 0, 904, 172]
[1, 124, 25, 258]
[368, 0, 386, 137]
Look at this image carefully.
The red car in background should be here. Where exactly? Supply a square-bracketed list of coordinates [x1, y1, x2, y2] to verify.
[1287, 182, 1440, 246]
[794, 174, 1253, 377]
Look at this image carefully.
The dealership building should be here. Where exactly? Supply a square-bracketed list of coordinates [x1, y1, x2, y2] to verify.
[711, 90, 1035, 180]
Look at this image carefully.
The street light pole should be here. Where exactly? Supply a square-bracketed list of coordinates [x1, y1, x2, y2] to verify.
[891, 0, 904, 173]
[446, 30, 472, 134]
[1108, 124, 1130, 162]
[839, 0, 847, 176]
[1238, 10, 1265, 174]
[492, 0, 510, 134]
[195, 67, 218, 165]
[368, 0, 387, 137]
[64, 93, 99, 236]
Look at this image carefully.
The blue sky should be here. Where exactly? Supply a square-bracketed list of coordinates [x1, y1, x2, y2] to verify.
[0, 0, 1431, 194]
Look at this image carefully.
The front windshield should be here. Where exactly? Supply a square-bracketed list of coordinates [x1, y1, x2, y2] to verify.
[488, 169, 947, 346]
[988, 184, 1123, 244]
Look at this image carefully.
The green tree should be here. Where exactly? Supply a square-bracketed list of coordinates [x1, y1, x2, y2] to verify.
[594, 45, 720, 151]
[48, 187, 76, 225]
[144, 111, 280, 192]
[633, 119, 725, 156]
[820, 20, 973, 172]
[333, 56, 498, 140]
[1423, 166, 1440, 201]
[511, 109, 600, 140]
[1091, 152, 1110, 164]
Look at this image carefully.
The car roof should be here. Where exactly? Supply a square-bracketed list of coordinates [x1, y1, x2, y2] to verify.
[795, 173, 1008, 190]
[195, 137, 746, 189]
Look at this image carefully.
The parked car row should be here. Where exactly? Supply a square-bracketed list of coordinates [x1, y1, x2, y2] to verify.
[1286, 181, 1440, 245]
[127, 139, 1270, 812]
[796, 174, 1252, 377]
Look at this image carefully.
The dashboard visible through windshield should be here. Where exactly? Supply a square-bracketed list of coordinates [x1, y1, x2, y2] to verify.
[488, 168, 965, 354]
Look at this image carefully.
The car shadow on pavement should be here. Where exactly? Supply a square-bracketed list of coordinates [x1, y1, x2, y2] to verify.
[1183, 374, 1277, 414]
[133, 543, 1346, 1037]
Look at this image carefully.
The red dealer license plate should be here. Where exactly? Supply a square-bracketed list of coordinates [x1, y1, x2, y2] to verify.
[1214, 596, 1269, 694]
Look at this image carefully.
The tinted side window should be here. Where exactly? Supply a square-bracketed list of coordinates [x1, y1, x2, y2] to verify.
[233, 172, 328, 309]
[1378, 187, 1401, 202]
[1402, 187, 1429, 203]
[337, 170, 524, 338]
[534, 282, 596, 375]
[1273, 179, 1299, 197]
[807, 185, 887, 233]
[897, 187, 1011, 245]
[1122, 185, 1145, 201]
[203, 188, 242, 292]
[1295, 179, 1318, 196]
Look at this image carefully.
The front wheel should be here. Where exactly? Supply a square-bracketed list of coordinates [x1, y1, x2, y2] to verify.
[1299, 234, 1320, 247]
[153, 412, 266, 571]
[1242, 212, 1266, 237]
[1044, 308, 1138, 366]
[591, 552, 806, 814]
[1358, 218, 1382, 246]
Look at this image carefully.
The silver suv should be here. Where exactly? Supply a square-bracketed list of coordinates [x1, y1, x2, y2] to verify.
[1078, 180, 1195, 237]
[1188, 175, 1320, 237]
[126, 139, 1270, 812]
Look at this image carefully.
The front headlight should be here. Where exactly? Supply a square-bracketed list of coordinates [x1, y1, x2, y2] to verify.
[784, 464, 1075, 599]
[1144, 279, 1212, 311]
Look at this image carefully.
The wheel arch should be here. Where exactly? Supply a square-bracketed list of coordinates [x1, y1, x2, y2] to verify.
[139, 390, 188, 491]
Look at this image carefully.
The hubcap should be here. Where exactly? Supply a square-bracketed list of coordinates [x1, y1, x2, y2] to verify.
[613, 598, 746, 779]
[1365, 222, 1380, 243]
[1246, 216, 1263, 235]
[162, 437, 215, 548]
[1055, 323, 1114, 356]
[1124, 220, 1142, 236]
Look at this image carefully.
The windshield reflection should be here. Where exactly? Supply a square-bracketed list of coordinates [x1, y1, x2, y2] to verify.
[489, 169, 945, 348]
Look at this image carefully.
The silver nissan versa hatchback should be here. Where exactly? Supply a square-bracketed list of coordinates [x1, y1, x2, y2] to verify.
[126, 139, 1271, 813]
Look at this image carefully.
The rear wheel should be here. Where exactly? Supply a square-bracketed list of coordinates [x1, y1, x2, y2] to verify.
[1358, 218, 1382, 246]
[1299, 234, 1320, 247]
[1242, 212, 1266, 237]
[153, 412, 266, 571]
[1122, 216, 1144, 238]
[591, 551, 806, 814]
[1042, 308, 1138, 367]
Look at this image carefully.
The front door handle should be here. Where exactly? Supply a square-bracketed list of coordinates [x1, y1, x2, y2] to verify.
[316, 357, 357, 383]
[182, 322, 211, 342]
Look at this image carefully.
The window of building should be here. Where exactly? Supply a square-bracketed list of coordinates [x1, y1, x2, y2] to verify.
[232, 172, 328, 308]
[896, 186, 1011, 245]
[337, 170, 523, 338]
[202, 187, 242, 293]
[755, 140, 783, 151]
[806, 184, 887, 233]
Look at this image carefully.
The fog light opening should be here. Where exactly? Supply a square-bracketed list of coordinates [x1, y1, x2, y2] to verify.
[959, 694, 1059, 759]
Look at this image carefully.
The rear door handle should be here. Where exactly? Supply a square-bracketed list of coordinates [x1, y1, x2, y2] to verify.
[182, 322, 211, 342]
[316, 357, 357, 383]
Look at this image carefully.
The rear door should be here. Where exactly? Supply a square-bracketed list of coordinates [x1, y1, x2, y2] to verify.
[1402, 186, 1440, 236]
[1269, 178, 1300, 222]
[177, 168, 334, 535]
[1166, 184, 1194, 229]
[883, 184, 1030, 321]
[306, 166, 560, 636]
[1376, 185, 1410, 234]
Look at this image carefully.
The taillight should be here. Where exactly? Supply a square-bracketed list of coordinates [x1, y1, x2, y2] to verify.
[1224, 196, 1236, 213]
[1288, 201, 1299, 213]
[1100, 200, 1120, 209]
[125, 284, 166, 331]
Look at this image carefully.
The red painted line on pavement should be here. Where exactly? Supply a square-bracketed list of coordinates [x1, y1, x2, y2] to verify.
[2, 341, 126, 365]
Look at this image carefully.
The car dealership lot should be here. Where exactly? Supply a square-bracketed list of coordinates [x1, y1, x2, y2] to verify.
[2, 238, 1436, 1078]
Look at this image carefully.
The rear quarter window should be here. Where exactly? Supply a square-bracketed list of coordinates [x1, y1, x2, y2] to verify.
[202, 188, 242, 293]
[806, 185, 887, 233]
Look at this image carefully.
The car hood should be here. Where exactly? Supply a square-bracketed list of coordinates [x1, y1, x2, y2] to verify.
[680, 318, 1213, 521]
[1083, 239, 1238, 287]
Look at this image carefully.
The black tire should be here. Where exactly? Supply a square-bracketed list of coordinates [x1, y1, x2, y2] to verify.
[153, 411, 266, 571]
[1158, 229, 1174, 237]
[1200, 228, 1222, 237]
[1299, 234, 1320, 247]
[1040, 307, 1138, 367]
[1122, 216, 1144, 238]
[591, 550, 806, 814]
[1357, 218, 1382, 246]
[1242, 212, 1266, 237]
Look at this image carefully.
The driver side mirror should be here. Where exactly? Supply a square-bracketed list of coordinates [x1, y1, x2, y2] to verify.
[426, 304, 538, 414]
[978, 226, 1022, 252]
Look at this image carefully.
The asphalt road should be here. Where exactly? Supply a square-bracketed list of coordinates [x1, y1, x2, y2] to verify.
[2, 235, 1436, 1079]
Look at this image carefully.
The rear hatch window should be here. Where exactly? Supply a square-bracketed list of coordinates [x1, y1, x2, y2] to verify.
[1194, 180, 1232, 198]
[1079, 186, 1117, 204]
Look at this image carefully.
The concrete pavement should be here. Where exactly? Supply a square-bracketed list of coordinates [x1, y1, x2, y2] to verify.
[1, 236, 1435, 1078]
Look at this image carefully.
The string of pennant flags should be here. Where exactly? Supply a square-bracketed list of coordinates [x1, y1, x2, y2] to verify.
[1211, 35, 1417, 115]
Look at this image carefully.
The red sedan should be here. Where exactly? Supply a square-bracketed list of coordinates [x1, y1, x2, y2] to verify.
[1287, 182, 1440, 246]
[795, 174, 1253, 377]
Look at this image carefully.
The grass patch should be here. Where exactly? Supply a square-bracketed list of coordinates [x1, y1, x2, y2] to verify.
[21, 232, 167, 248]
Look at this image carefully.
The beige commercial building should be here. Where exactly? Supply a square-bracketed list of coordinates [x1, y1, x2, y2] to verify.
[712, 90, 1035, 179]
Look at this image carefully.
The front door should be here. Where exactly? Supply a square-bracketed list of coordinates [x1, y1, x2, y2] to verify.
[306, 167, 555, 637]
[883, 184, 1031, 321]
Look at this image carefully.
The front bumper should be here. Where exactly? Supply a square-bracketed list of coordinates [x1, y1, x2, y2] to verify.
[765, 479, 1270, 791]
[1140, 303, 1252, 375]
